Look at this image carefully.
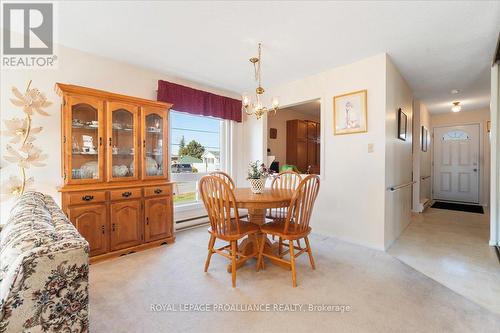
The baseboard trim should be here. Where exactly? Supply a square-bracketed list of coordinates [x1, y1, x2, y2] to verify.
[495, 246, 500, 265]
[89, 236, 175, 264]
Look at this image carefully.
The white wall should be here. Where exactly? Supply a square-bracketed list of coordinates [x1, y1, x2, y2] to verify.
[384, 56, 414, 249]
[420, 103, 432, 203]
[268, 54, 388, 250]
[233, 111, 266, 187]
[411, 101, 431, 212]
[491, 63, 499, 246]
[267, 108, 320, 165]
[0, 45, 241, 222]
[431, 108, 491, 206]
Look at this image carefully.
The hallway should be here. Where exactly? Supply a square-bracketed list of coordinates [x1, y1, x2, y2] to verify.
[389, 207, 500, 314]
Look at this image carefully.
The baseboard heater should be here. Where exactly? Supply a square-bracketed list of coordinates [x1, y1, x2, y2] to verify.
[175, 214, 249, 230]
[175, 215, 209, 230]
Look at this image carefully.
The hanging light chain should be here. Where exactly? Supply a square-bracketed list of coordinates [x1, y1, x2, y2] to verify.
[242, 42, 279, 119]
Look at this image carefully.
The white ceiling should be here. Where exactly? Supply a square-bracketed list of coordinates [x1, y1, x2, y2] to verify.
[58, 1, 500, 114]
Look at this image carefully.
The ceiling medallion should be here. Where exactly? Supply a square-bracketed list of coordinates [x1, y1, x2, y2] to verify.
[242, 43, 279, 119]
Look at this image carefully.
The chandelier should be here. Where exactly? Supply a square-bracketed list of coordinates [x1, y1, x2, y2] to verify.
[242, 43, 279, 119]
[451, 101, 461, 112]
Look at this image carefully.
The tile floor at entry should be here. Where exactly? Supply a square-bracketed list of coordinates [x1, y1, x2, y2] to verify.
[389, 207, 500, 315]
[89, 226, 500, 332]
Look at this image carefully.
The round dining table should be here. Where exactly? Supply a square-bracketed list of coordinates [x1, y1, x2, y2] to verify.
[229, 187, 294, 271]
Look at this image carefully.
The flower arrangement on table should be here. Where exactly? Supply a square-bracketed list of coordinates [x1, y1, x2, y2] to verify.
[247, 160, 270, 194]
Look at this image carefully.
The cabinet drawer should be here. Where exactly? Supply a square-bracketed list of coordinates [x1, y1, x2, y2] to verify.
[68, 191, 106, 205]
[110, 188, 142, 201]
[144, 185, 171, 197]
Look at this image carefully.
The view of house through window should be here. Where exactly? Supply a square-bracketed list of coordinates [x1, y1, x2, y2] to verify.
[170, 111, 222, 206]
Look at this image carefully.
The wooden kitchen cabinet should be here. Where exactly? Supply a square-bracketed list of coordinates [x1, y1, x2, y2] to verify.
[110, 199, 143, 251]
[67, 204, 108, 256]
[145, 196, 173, 242]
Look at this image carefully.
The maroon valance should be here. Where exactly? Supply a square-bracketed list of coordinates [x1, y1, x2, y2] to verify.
[157, 80, 242, 122]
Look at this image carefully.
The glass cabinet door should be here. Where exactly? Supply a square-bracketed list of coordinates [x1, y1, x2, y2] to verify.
[142, 107, 168, 179]
[67, 96, 103, 183]
[107, 102, 139, 181]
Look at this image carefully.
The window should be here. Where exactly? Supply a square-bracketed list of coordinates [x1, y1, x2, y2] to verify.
[170, 111, 226, 207]
[442, 130, 470, 141]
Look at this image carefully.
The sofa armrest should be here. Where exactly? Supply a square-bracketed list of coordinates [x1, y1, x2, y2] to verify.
[0, 241, 89, 333]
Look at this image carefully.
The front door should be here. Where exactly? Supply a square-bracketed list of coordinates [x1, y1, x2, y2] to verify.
[433, 124, 480, 203]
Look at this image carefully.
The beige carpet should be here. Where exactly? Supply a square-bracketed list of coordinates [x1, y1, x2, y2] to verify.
[389, 207, 500, 315]
[90, 226, 500, 332]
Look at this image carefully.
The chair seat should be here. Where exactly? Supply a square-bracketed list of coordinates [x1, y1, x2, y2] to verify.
[260, 221, 311, 240]
[208, 219, 260, 241]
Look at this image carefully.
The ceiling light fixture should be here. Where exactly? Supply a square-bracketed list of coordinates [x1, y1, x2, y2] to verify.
[242, 43, 279, 119]
[451, 101, 461, 112]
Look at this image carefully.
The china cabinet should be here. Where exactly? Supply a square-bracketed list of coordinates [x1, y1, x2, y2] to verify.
[57, 83, 175, 263]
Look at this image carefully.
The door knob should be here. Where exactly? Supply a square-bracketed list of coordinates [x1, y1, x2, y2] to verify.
[473, 168, 478, 172]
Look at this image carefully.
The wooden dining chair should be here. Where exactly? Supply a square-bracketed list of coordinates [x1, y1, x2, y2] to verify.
[199, 175, 260, 287]
[209, 171, 235, 189]
[266, 170, 302, 221]
[257, 174, 320, 287]
[209, 171, 248, 219]
[266, 171, 302, 241]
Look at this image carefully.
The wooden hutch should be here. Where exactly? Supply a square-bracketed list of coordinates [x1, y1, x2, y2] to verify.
[56, 83, 175, 262]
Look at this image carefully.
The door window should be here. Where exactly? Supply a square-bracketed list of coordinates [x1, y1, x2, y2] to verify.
[442, 130, 469, 141]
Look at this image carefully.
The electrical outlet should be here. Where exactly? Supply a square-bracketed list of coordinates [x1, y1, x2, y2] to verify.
[368, 143, 374, 153]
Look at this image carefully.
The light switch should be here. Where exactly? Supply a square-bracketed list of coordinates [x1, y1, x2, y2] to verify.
[368, 143, 374, 153]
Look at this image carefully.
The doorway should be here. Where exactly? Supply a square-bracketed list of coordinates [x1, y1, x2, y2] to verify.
[433, 124, 480, 204]
[266, 99, 321, 174]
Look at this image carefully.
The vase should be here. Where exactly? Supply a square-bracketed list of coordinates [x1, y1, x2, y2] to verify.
[249, 178, 265, 194]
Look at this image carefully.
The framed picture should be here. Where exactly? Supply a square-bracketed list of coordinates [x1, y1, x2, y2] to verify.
[333, 90, 367, 135]
[397, 108, 407, 141]
[421, 126, 428, 152]
[269, 128, 277, 139]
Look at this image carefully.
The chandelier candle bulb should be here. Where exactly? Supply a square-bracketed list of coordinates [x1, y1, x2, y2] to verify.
[272, 97, 279, 108]
[242, 94, 250, 107]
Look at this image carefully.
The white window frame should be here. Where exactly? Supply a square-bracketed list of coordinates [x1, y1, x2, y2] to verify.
[170, 114, 232, 227]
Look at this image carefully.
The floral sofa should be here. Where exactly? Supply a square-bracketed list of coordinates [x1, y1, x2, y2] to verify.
[0, 192, 89, 333]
